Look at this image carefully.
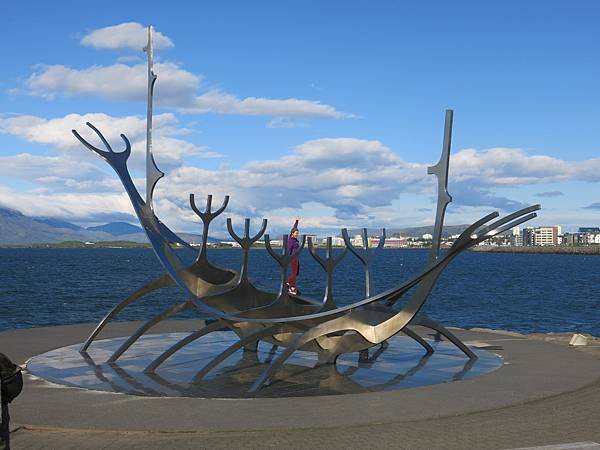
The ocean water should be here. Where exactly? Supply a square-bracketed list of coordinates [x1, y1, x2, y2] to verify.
[1, 247, 599, 335]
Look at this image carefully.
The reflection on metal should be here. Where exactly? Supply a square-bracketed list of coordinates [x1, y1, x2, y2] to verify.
[27, 332, 503, 398]
[71, 26, 541, 394]
[144, 320, 225, 372]
[107, 300, 196, 363]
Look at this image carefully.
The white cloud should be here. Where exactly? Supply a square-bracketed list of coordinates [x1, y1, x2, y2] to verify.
[23, 63, 352, 118]
[80, 23, 174, 51]
[183, 90, 352, 118]
[451, 148, 574, 185]
[157, 138, 426, 222]
[25, 63, 200, 104]
[0, 153, 104, 184]
[0, 112, 220, 171]
[20, 23, 352, 118]
[0, 136, 418, 232]
[0, 185, 136, 221]
[4, 130, 600, 232]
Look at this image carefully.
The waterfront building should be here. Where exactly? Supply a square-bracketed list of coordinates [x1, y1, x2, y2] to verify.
[304, 234, 317, 245]
[586, 233, 600, 245]
[562, 232, 584, 245]
[318, 236, 345, 246]
[329, 236, 345, 246]
[219, 241, 242, 248]
[561, 230, 600, 246]
[370, 237, 407, 248]
[522, 227, 535, 246]
[510, 226, 522, 246]
[350, 234, 364, 247]
[521, 226, 561, 246]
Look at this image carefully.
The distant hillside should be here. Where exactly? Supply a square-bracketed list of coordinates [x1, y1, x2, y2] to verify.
[0, 207, 113, 245]
[0, 207, 210, 245]
[32, 217, 82, 230]
[87, 222, 143, 236]
[1, 206, 467, 245]
[116, 231, 211, 244]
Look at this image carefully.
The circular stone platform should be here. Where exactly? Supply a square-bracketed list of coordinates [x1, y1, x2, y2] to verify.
[3, 320, 600, 433]
[26, 331, 502, 398]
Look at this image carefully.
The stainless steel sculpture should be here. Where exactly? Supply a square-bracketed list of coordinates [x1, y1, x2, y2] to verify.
[72, 26, 540, 393]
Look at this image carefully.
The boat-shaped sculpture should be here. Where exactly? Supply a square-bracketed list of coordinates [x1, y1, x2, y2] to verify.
[72, 26, 540, 393]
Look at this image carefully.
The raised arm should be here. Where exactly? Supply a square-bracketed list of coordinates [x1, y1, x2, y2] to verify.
[291, 216, 300, 231]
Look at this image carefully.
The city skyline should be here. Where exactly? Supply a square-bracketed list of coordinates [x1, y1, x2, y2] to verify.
[1, 2, 600, 234]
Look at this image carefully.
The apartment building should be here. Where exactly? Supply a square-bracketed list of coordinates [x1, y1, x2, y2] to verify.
[522, 226, 561, 246]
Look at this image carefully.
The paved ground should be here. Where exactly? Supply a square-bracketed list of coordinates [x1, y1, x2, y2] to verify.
[2, 321, 600, 449]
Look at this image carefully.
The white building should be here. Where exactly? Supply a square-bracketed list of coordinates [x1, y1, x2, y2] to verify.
[318, 236, 345, 246]
[350, 234, 364, 247]
[330, 236, 345, 246]
[219, 241, 241, 248]
[370, 237, 407, 248]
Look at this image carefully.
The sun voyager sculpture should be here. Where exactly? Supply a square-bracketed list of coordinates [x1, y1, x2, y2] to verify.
[70, 27, 540, 394]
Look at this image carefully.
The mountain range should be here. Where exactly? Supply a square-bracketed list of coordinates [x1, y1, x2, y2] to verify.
[0, 206, 472, 245]
[0, 207, 206, 245]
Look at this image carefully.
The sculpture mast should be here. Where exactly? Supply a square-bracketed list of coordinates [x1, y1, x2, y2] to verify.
[143, 25, 163, 210]
[427, 109, 453, 263]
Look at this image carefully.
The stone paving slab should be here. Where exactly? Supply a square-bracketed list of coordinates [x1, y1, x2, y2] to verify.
[2, 321, 600, 449]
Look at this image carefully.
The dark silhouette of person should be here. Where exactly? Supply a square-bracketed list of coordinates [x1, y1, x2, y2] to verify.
[1, 353, 23, 450]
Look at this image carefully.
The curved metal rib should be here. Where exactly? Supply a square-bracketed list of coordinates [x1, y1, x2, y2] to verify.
[401, 327, 434, 354]
[107, 300, 196, 363]
[80, 273, 173, 352]
[144, 319, 227, 372]
[192, 325, 279, 382]
[249, 323, 329, 393]
[411, 315, 476, 359]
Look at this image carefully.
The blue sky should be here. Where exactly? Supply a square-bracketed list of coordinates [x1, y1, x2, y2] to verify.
[1, 1, 599, 235]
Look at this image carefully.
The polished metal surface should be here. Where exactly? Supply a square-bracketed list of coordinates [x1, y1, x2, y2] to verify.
[67, 26, 541, 393]
[26, 331, 503, 398]
[143, 25, 162, 209]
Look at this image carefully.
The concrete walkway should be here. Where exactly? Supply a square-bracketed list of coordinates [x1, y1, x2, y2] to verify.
[2, 321, 600, 449]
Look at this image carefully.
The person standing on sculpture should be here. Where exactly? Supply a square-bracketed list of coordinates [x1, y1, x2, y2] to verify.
[286, 217, 301, 296]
